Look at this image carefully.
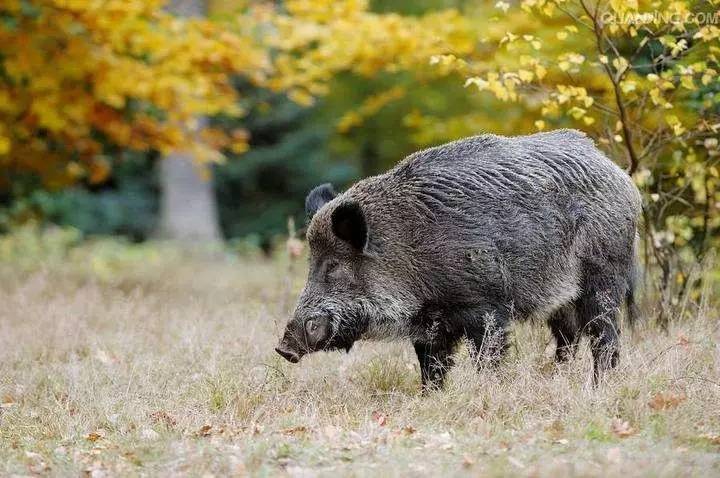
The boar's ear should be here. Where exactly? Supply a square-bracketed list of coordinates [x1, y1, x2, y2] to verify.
[331, 201, 367, 251]
[305, 183, 337, 219]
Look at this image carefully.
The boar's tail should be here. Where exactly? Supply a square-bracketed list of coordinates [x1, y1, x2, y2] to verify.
[626, 276, 639, 327]
[625, 235, 641, 328]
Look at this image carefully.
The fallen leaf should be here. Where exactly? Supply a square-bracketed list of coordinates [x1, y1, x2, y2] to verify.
[198, 424, 213, 437]
[1, 395, 15, 409]
[545, 419, 564, 440]
[86, 430, 106, 442]
[649, 391, 686, 411]
[149, 410, 177, 428]
[611, 419, 636, 438]
[400, 425, 416, 435]
[371, 411, 387, 426]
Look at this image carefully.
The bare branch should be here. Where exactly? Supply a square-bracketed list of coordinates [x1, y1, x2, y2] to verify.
[580, 0, 641, 174]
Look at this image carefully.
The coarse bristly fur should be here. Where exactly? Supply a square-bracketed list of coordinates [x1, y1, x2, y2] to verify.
[276, 129, 642, 389]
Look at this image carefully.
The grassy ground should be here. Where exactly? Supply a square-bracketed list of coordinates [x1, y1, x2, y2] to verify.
[1, 239, 719, 477]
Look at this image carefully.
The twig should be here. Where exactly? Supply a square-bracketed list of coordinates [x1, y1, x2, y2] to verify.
[579, 0, 641, 174]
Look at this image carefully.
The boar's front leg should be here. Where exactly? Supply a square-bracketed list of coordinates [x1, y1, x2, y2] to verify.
[413, 340, 457, 391]
[461, 306, 510, 368]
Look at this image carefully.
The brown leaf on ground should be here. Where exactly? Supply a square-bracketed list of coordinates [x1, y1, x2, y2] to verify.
[198, 424, 213, 437]
[371, 410, 387, 426]
[545, 419, 564, 440]
[149, 410, 177, 428]
[648, 391, 687, 411]
[1, 395, 15, 409]
[86, 430, 106, 442]
[611, 419, 636, 438]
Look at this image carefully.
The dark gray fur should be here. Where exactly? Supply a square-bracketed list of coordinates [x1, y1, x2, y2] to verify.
[276, 130, 642, 388]
[305, 183, 337, 218]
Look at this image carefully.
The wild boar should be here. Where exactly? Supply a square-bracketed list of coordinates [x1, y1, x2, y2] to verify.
[276, 130, 641, 388]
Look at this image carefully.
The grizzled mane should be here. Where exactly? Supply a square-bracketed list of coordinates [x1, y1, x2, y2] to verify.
[392, 130, 598, 189]
[379, 130, 638, 225]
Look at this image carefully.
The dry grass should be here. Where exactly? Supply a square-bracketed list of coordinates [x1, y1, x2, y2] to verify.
[1, 241, 719, 477]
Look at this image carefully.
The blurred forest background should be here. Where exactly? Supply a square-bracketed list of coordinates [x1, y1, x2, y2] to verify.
[1, 0, 719, 319]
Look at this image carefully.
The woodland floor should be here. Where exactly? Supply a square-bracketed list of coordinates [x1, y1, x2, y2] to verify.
[1, 241, 719, 477]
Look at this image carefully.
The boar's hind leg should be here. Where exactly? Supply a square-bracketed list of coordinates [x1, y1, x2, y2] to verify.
[413, 340, 457, 391]
[547, 304, 579, 363]
[576, 271, 624, 384]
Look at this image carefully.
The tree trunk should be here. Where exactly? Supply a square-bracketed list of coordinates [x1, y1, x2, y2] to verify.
[157, 0, 221, 242]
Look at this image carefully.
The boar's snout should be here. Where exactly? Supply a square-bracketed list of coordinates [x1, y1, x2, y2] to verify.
[275, 346, 301, 363]
[275, 323, 309, 364]
[275, 333, 305, 363]
[275, 314, 333, 363]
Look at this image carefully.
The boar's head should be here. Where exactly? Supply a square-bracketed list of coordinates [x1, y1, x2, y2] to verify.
[275, 183, 419, 363]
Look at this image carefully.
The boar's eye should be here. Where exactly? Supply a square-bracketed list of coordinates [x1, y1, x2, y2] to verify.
[305, 319, 318, 336]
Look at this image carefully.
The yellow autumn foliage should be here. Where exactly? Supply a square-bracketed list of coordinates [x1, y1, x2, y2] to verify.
[0, 0, 268, 191]
[268, 1, 477, 100]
